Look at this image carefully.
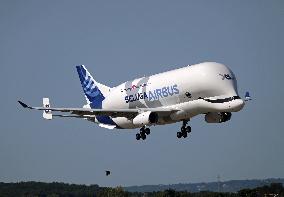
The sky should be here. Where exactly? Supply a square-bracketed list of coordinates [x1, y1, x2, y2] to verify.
[0, 0, 283, 187]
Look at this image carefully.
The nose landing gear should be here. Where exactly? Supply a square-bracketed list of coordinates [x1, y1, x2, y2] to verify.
[177, 120, 191, 139]
[136, 126, 150, 140]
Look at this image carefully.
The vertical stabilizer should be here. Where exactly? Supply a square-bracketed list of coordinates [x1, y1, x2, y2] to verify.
[76, 65, 110, 108]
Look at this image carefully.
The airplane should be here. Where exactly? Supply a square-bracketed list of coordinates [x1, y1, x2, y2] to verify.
[18, 62, 250, 140]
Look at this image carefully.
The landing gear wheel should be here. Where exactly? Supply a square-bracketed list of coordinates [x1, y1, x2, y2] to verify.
[177, 120, 191, 139]
[145, 128, 150, 135]
[136, 133, 141, 140]
[137, 126, 150, 140]
[177, 132, 182, 138]
[186, 126, 191, 133]
[141, 133, 146, 140]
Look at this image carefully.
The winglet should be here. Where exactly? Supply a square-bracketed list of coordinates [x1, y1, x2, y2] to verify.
[18, 100, 29, 108]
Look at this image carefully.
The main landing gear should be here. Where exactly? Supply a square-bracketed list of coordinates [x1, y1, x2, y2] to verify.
[177, 120, 191, 139]
[136, 126, 150, 140]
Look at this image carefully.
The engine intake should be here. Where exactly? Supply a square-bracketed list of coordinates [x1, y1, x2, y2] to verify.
[205, 112, 232, 123]
[133, 111, 158, 126]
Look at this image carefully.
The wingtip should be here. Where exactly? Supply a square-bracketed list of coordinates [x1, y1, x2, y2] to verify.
[18, 100, 28, 108]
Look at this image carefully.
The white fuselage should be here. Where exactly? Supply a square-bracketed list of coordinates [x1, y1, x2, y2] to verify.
[95, 62, 245, 129]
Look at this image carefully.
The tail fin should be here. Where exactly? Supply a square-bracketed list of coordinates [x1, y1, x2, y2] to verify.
[76, 65, 110, 108]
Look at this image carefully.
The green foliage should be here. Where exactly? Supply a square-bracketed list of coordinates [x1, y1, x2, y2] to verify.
[238, 183, 284, 197]
[0, 182, 102, 197]
[0, 182, 282, 197]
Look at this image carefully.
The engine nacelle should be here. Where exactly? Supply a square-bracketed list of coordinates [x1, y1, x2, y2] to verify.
[205, 112, 232, 123]
[133, 111, 159, 126]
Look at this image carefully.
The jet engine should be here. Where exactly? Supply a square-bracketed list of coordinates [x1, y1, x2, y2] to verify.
[133, 111, 159, 126]
[205, 112, 232, 123]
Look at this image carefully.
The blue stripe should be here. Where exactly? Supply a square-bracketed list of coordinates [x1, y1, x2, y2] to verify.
[76, 65, 105, 108]
[76, 65, 120, 128]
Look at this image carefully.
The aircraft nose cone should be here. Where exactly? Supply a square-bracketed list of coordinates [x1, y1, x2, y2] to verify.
[230, 99, 245, 112]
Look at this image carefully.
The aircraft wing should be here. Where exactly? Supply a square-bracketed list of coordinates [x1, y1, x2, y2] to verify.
[18, 100, 178, 119]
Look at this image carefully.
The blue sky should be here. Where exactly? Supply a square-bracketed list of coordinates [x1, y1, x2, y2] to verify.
[0, 0, 283, 187]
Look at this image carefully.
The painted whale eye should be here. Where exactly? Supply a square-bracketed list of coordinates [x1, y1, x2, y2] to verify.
[185, 92, 191, 98]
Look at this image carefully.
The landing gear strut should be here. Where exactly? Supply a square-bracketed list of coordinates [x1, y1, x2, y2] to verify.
[136, 126, 150, 140]
[177, 120, 191, 139]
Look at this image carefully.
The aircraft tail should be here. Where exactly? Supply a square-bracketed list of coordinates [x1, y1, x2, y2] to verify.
[76, 65, 111, 108]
